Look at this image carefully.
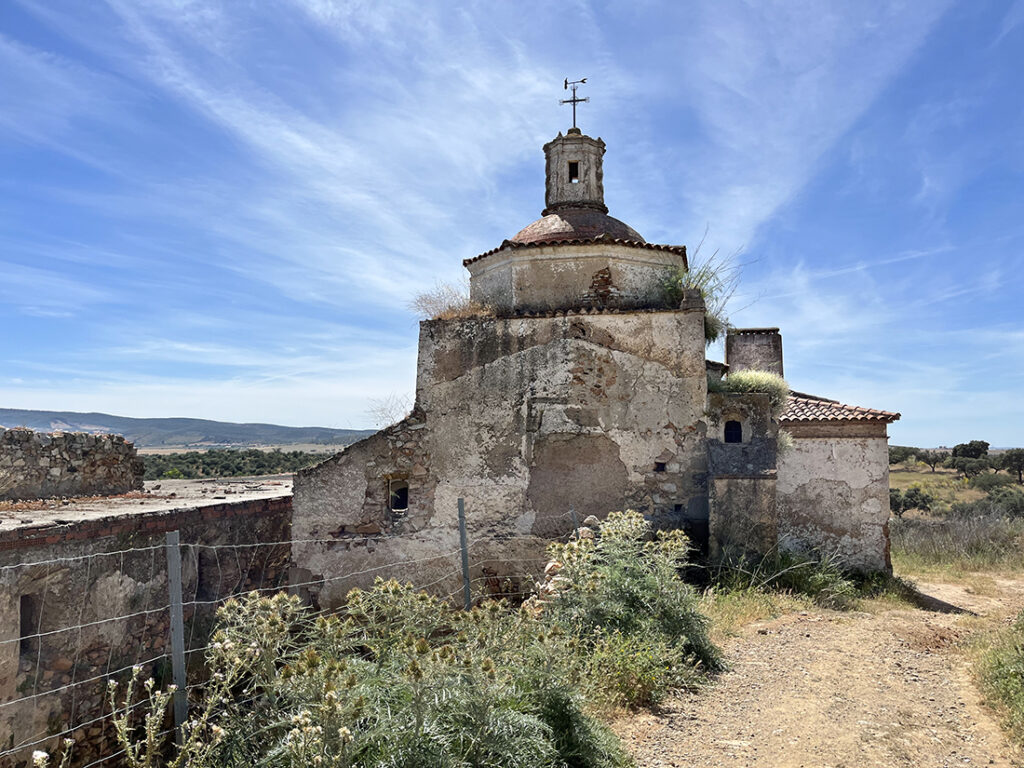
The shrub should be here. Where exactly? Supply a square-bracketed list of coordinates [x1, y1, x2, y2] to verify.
[710, 370, 790, 418]
[539, 511, 722, 707]
[110, 512, 723, 766]
[112, 586, 633, 768]
[902, 485, 935, 513]
[776, 429, 794, 455]
[889, 446, 918, 465]
[950, 486, 1024, 519]
[970, 472, 1015, 492]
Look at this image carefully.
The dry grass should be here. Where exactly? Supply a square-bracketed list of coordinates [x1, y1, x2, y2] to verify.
[889, 465, 985, 504]
[890, 513, 1024, 578]
[699, 588, 811, 642]
[410, 280, 493, 320]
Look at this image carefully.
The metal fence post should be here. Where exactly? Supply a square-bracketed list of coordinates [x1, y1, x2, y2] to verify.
[457, 498, 471, 611]
[165, 530, 188, 741]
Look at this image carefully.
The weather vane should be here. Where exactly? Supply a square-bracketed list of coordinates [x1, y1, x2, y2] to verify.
[560, 77, 588, 129]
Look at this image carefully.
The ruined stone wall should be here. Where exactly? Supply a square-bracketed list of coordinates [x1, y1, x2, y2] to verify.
[0, 429, 144, 501]
[0, 497, 291, 767]
[293, 306, 709, 608]
[775, 427, 891, 573]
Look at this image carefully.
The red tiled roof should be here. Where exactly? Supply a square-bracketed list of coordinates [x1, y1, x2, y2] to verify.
[463, 235, 688, 267]
[510, 209, 645, 246]
[781, 391, 900, 423]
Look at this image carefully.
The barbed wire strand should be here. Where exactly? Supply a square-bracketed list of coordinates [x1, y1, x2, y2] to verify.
[0, 531, 573, 759]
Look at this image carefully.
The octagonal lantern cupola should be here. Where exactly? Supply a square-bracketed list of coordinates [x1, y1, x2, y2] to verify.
[464, 127, 688, 315]
[543, 127, 608, 215]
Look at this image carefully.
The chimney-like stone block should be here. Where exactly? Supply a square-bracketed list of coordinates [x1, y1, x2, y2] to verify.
[725, 328, 784, 377]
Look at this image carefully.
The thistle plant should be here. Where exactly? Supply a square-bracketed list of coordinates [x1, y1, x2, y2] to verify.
[111, 516, 721, 766]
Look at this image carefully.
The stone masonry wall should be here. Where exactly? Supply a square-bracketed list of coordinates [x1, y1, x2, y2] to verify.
[0, 429, 144, 501]
[0, 496, 291, 768]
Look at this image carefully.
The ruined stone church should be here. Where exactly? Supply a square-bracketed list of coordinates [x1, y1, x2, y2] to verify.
[292, 124, 899, 606]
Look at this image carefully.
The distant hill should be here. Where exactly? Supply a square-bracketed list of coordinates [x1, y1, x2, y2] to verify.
[0, 408, 375, 449]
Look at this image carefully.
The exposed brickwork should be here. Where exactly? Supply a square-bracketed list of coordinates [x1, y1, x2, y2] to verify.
[579, 267, 623, 308]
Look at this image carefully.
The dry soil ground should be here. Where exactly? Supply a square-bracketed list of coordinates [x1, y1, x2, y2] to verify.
[617, 577, 1024, 767]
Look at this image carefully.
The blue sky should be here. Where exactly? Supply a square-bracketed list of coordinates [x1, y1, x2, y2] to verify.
[1, 0, 1022, 447]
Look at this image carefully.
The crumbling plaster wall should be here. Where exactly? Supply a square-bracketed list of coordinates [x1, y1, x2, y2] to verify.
[0, 429, 143, 501]
[705, 392, 779, 561]
[467, 243, 685, 313]
[292, 306, 710, 608]
[776, 428, 891, 573]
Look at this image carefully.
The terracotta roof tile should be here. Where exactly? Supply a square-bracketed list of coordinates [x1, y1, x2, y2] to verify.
[463, 235, 688, 267]
[781, 391, 900, 423]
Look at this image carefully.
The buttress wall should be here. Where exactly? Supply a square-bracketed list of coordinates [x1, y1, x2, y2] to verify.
[292, 307, 710, 608]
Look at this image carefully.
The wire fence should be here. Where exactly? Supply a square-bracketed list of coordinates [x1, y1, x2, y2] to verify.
[0, 501, 582, 767]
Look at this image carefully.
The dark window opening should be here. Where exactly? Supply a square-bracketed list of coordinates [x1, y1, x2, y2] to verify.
[724, 420, 743, 444]
[673, 503, 683, 513]
[388, 480, 409, 513]
[20, 594, 40, 657]
[568, 161, 580, 183]
[654, 461, 667, 473]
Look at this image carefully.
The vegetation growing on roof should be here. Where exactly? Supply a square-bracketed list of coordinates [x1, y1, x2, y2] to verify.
[410, 280, 494, 320]
[659, 229, 739, 344]
[708, 369, 790, 418]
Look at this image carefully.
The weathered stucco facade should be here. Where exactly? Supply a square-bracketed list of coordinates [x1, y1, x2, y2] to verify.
[293, 123, 901, 599]
[776, 404, 895, 572]
[294, 302, 712, 607]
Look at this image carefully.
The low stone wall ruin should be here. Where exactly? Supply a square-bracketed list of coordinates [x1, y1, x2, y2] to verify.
[0, 429, 144, 501]
[0, 496, 291, 768]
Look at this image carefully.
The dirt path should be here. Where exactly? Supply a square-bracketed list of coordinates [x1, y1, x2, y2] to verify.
[617, 578, 1024, 768]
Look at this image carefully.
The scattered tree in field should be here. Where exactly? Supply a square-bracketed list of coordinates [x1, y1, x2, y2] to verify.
[946, 456, 991, 479]
[952, 440, 990, 459]
[889, 446, 917, 465]
[999, 448, 1024, 485]
[916, 449, 949, 473]
[143, 449, 325, 480]
[889, 488, 906, 517]
[891, 486, 935, 516]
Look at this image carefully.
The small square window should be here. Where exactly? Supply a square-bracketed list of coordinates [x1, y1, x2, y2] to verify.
[654, 462, 667, 473]
[724, 421, 743, 444]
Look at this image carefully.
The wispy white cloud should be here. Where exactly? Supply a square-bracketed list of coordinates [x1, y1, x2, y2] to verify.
[2, 0, 1019, 446]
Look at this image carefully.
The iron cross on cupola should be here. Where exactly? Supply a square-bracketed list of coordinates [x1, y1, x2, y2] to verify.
[560, 77, 589, 129]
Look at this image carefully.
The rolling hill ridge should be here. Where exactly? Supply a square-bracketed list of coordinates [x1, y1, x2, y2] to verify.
[0, 408, 374, 449]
